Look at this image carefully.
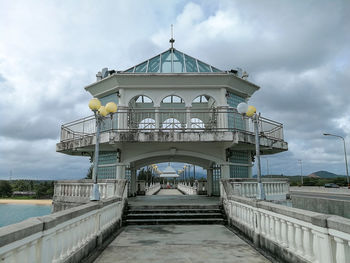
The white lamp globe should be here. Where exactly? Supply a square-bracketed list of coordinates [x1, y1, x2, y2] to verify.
[237, 102, 248, 114]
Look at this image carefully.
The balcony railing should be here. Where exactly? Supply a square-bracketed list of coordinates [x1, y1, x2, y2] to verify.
[60, 107, 284, 142]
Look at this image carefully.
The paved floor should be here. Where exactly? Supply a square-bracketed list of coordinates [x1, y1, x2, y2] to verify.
[157, 189, 183, 195]
[95, 225, 271, 263]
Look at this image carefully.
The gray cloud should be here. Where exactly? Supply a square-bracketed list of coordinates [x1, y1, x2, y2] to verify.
[0, 0, 349, 179]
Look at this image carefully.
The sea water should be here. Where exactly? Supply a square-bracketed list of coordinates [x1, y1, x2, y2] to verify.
[0, 204, 52, 228]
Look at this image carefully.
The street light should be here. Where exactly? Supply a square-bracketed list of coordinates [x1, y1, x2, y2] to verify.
[89, 98, 118, 201]
[237, 102, 266, 200]
[298, 160, 303, 186]
[323, 133, 349, 187]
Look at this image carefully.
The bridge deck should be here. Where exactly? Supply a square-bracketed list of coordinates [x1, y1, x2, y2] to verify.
[94, 225, 271, 263]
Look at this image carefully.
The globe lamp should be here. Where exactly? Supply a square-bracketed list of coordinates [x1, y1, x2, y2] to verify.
[105, 102, 118, 114]
[246, 105, 257, 117]
[89, 98, 101, 111]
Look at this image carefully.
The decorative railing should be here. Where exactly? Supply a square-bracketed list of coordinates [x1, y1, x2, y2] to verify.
[0, 182, 128, 263]
[145, 183, 161, 195]
[222, 178, 289, 201]
[221, 181, 350, 263]
[59, 107, 284, 142]
[53, 179, 126, 204]
[178, 183, 197, 195]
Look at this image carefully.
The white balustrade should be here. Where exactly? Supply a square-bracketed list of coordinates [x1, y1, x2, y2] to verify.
[177, 183, 197, 195]
[0, 181, 128, 263]
[222, 179, 289, 201]
[145, 183, 161, 195]
[222, 183, 350, 263]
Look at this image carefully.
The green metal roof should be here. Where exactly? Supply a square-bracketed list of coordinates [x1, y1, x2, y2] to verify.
[123, 48, 223, 74]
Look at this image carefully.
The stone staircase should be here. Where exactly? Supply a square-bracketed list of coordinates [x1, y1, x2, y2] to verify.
[124, 204, 226, 225]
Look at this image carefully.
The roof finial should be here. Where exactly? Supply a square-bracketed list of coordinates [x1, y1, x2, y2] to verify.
[169, 24, 175, 49]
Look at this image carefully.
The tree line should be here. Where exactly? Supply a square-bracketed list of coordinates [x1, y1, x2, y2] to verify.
[0, 180, 54, 199]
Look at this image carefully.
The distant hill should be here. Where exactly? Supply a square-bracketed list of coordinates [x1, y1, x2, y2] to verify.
[308, 170, 344, 178]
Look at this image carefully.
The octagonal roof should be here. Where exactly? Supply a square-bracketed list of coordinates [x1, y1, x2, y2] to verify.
[123, 48, 223, 74]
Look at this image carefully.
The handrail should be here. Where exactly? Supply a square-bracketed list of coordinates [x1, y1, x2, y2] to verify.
[59, 107, 285, 142]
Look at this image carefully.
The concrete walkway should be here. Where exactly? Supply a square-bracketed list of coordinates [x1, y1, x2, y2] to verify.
[95, 225, 271, 263]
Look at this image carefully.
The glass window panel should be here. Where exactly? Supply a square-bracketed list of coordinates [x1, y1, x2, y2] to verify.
[172, 96, 182, 103]
[161, 50, 172, 73]
[135, 61, 147, 72]
[185, 55, 197, 72]
[198, 61, 211, 72]
[201, 96, 208, 102]
[173, 50, 184, 73]
[193, 96, 201, 103]
[135, 96, 142, 103]
[143, 96, 152, 103]
[148, 55, 160, 73]
[162, 96, 172, 103]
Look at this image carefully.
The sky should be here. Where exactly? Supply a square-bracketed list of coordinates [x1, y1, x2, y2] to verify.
[0, 0, 349, 180]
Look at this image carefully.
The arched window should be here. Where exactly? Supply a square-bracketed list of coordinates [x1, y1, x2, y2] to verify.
[190, 118, 205, 131]
[162, 95, 184, 104]
[135, 95, 153, 103]
[192, 95, 209, 103]
[162, 118, 182, 131]
[139, 118, 156, 131]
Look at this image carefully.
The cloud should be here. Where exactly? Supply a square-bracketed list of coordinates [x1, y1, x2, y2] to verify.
[0, 0, 349, 179]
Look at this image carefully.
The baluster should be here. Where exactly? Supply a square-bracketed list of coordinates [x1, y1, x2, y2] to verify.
[311, 230, 320, 263]
[260, 213, 265, 235]
[265, 214, 270, 238]
[287, 222, 295, 250]
[302, 227, 313, 261]
[269, 216, 275, 241]
[275, 218, 281, 242]
[334, 237, 346, 263]
[280, 219, 288, 247]
[294, 224, 304, 256]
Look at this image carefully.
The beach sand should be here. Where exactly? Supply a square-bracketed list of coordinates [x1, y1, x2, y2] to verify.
[0, 199, 52, 205]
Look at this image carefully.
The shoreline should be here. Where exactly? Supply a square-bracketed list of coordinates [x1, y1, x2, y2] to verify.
[0, 199, 52, 205]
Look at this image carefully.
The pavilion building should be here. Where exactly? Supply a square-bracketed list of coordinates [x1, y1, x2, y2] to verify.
[56, 41, 287, 196]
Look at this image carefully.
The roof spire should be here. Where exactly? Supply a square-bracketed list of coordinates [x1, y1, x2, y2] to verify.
[169, 24, 175, 49]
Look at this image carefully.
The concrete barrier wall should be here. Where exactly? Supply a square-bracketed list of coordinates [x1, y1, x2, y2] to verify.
[292, 195, 350, 219]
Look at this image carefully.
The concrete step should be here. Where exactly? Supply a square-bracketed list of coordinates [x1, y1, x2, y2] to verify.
[128, 205, 221, 210]
[127, 213, 223, 220]
[127, 208, 222, 214]
[126, 218, 226, 225]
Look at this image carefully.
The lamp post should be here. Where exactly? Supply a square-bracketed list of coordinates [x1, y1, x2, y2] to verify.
[298, 159, 303, 186]
[88, 98, 117, 201]
[237, 102, 266, 200]
[323, 133, 349, 187]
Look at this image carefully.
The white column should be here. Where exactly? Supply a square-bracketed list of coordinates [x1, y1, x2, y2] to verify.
[207, 168, 213, 196]
[186, 106, 191, 130]
[155, 107, 160, 131]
